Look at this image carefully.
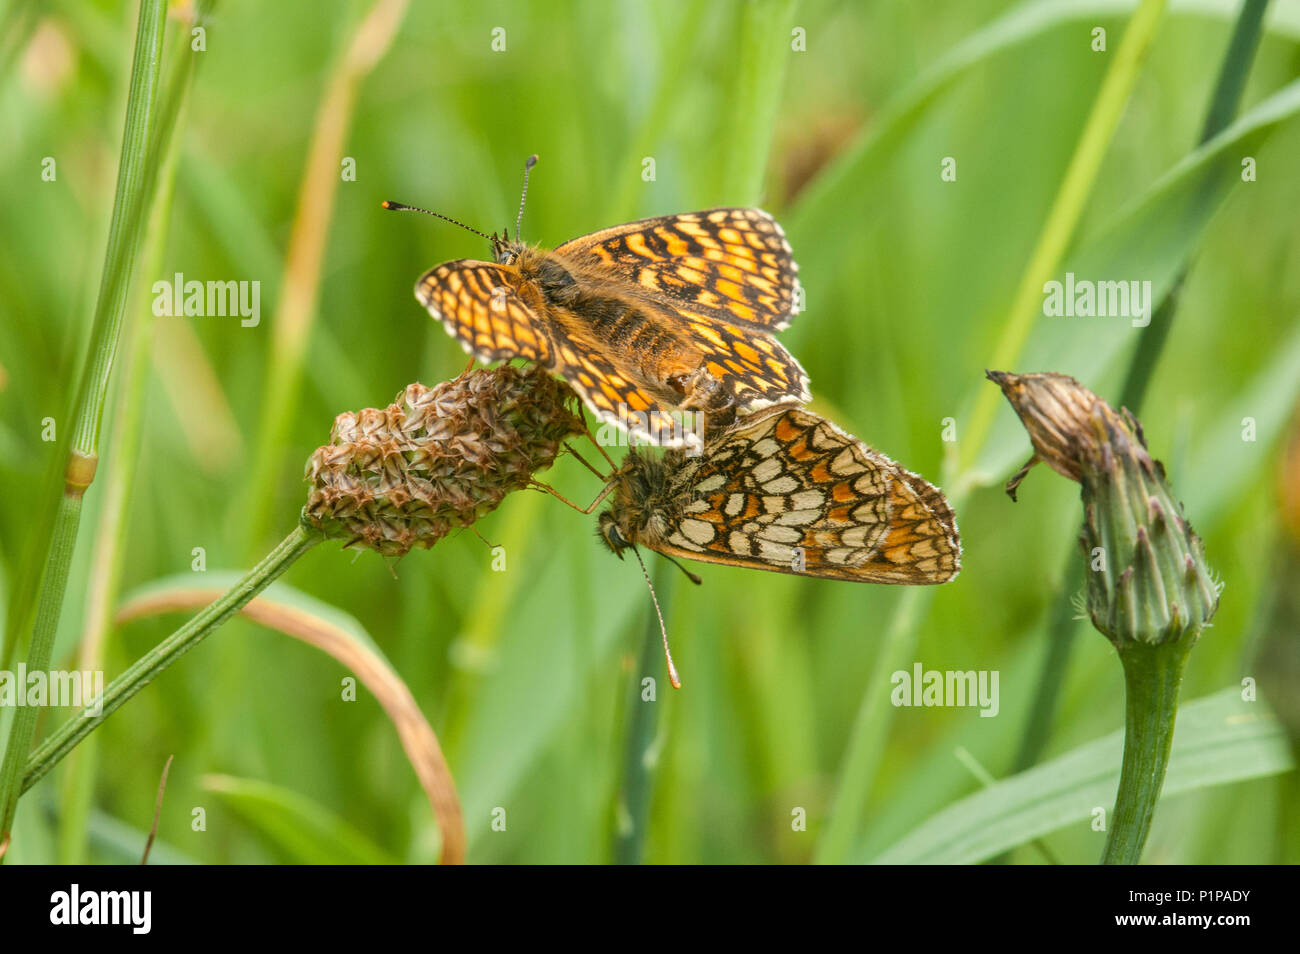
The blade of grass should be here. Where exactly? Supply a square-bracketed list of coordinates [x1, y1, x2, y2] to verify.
[115, 578, 465, 864]
[872, 687, 1292, 864]
[203, 774, 398, 865]
[813, 0, 1170, 864]
[612, 566, 673, 865]
[56, 0, 217, 867]
[0, 0, 169, 853]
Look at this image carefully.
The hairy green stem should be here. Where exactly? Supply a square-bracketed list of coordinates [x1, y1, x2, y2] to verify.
[22, 527, 318, 796]
[1101, 640, 1191, 863]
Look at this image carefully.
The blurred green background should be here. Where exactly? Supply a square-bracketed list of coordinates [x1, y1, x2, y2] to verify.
[1, 0, 1298, 864]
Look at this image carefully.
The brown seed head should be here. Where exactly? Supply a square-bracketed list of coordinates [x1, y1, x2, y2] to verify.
[303, 366, 584, 556]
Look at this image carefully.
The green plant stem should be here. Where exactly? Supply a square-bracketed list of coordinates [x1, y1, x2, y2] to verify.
[1101, 639, 1191, 864]
[613, 566, 672, 865]
[58, 0, 216, 867]
[0, 0, 168, 851]
[21, 526, 318, 796]
[1005, 0, 1270, 810]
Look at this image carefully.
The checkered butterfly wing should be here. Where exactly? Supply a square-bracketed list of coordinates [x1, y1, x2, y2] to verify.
[555, 208, 810, 412]
[416, 261, 550, 364]
[620, 405, 961, 584]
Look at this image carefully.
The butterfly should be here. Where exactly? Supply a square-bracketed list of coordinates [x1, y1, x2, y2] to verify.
[596, 403, 961, 585]
[386, 157, 808, 451]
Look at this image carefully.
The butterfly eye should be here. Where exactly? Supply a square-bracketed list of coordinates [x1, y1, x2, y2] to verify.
[597, 513, 628, 556]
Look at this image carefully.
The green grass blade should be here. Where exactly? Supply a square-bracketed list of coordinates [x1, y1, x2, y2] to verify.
[203, 774, 398, 865]
[872, 688, 1292, 864]
[0, 0, 168, 850]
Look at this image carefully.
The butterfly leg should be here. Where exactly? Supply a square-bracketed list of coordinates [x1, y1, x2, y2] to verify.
[530, 478, 619, 514]
[1005, 454, 1040, 502]
[563, 442, 613, 481]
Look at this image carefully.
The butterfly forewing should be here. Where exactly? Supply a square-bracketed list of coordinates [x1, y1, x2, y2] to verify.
[416, 261, 550, 363]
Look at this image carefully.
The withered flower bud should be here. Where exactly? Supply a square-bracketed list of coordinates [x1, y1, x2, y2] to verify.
[988, 370, 1219, 647]
[303, 366, 584, 555]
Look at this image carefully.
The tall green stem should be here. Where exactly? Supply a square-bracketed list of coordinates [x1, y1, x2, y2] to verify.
[1101, 640, 1191, 863]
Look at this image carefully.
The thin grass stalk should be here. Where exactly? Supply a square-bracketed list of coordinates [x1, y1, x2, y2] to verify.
[813, 0, 1169, 864]
[56, 4, 213, 863]
[613, 567, 673, 864]
[0, 0, 168, 853]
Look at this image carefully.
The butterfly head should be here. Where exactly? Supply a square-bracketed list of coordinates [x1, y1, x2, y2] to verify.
[490, 232, 528, 266]
[597, 511, 633, 558]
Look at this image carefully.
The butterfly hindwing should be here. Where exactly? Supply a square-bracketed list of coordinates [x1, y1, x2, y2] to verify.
[606, 405, 961, 584]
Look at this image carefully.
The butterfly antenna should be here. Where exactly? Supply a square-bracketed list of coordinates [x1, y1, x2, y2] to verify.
[381, 201, 494, 242]
[516, 154, 538, 241]
[631, 546, 682, 689]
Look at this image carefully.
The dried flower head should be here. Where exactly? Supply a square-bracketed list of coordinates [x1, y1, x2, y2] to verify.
[988, 370, 1219, 647]
[303, 365, 584, 555]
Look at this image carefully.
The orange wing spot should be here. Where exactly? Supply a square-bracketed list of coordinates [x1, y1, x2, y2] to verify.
[691, 323, 727, 348]
[718, 228, 744, 244]
[625, 391, 650, 411]
[626, 231, 662, 261]
[677, 267, 705, 284]
[706, 361, 729, 379]
[765, 357, 788, 379]
[773, 413, 803, 442]
[715, 279, 744, 301]
[658, 228, 690, 257]
[832, 483, 858, 503]
[727, 302, 758, 323]
[733, 340, 761, 365]
[707, 211, 729, 223]
[811, 460, 834, 483]
[718, 264, 746, 283]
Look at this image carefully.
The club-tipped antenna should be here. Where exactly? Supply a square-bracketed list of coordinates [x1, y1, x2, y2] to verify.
[516, 154, 538, 241]
[380, 200, 494, 242]
[631, 546, 682, 689]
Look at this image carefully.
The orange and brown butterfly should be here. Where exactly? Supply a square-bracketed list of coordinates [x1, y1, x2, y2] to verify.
[384, 156, 808, 451]
[596, 403, 962, 586]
